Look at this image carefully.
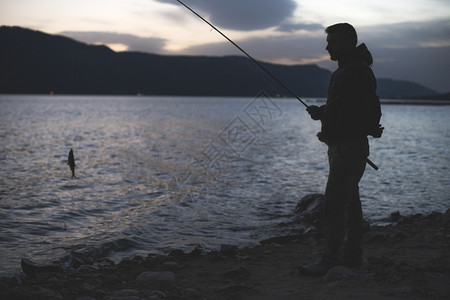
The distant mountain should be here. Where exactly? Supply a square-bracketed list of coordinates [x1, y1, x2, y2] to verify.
[0, 26, 438, 99]
[376, 78, 439, 99]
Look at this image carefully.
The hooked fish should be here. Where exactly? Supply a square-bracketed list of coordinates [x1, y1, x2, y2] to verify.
[67, 149, 76, 178]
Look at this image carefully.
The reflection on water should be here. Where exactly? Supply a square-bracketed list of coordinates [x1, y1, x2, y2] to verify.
[0, 95, 449, 275]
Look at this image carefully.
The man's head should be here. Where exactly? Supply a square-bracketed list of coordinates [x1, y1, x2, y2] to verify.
[325, 23, 357, 61]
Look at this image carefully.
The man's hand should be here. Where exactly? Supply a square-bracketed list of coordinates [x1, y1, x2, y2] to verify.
[368, 124, 384, 138]
[306, 105, 322, 120]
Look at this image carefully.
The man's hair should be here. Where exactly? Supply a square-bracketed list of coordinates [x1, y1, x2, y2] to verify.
[325, 23, 358, 47]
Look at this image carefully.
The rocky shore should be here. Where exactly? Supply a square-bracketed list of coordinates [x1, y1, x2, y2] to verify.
[1, 201, 449, 299]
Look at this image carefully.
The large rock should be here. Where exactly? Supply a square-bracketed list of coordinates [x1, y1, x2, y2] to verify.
[21, 258, 63, 276]
[294, 194, 371, 232]
[294, 194, 324, 226]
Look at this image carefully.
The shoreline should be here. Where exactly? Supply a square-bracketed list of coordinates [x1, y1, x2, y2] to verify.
[1, 209, 449, 299]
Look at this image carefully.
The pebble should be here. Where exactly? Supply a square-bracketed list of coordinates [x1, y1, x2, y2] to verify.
[77, 265, 99, 273]
[442, 208, 450, 226]
[135, 271, 176, 290]
[323, 266, 358, 282]
[222, 265, 250, 279]
[81, 282, 96, 292]
[141, 289, 167, 298]
[109, 289, 140, 297]
[391, 230, 409, 240]
[162, 261, 181, 270]
[35, 286, 63, 299]
[220, 244, 238, 257]
[105, 297, 144, 300]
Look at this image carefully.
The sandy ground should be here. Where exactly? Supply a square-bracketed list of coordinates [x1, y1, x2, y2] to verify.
[1, 208, 449, 300]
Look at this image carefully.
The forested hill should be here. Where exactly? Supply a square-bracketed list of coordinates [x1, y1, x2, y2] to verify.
[0, 26, 438, 99]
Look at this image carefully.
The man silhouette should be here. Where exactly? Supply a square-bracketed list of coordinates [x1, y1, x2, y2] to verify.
[300, 23, 381, 276]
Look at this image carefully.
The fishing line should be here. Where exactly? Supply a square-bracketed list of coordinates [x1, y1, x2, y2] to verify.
[175, 0, 308, 108]
[174, 0, 379, 170]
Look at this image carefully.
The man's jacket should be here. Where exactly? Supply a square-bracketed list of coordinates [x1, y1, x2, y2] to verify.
[319, 43, 381, 143]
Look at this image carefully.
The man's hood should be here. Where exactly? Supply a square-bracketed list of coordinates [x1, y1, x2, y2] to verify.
[354, 43, 373, 66]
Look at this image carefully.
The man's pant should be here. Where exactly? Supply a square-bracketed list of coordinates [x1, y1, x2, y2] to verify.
[322, 138, 369, 265]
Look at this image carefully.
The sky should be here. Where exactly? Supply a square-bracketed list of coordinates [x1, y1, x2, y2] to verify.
[2, 0, 450, 92]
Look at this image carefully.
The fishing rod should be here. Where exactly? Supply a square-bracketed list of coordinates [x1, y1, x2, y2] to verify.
[174, 0, 379, 171]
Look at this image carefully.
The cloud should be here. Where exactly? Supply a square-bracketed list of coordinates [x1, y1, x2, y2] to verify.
[174, 19, 450, 92]
[275, 22, 324, 33]
[59, 31, 167, 53]
[178, 34, 325, 64]
[157, 0, 297, 31]
[359, 19, 450, 49]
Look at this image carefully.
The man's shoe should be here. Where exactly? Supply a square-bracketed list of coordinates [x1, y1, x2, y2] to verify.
[298, 261, 334, 276]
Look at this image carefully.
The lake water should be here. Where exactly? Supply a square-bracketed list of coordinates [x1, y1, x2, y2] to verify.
[0, 94, 449, 276]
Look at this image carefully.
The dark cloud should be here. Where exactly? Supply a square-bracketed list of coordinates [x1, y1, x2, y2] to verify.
[59, 31, 167, 53]
[157, 0, 297, 31]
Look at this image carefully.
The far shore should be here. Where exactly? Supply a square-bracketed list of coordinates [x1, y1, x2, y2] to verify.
[1, 93, 450, 105]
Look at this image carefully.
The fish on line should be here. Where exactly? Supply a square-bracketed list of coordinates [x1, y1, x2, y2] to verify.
[67, 149, 76, 178]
